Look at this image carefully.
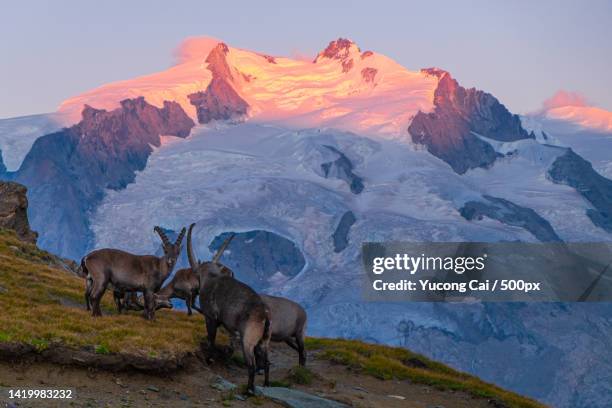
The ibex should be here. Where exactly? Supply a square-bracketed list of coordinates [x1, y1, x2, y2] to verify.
[154, 236, 235, 314]
[112, 290, 143, 313]
[187, 224, 271, 394]
[259, 295, 307, 366]
[229, 294, 307, 369]
[82, 226, 186, 320]
[155, 268, 201, 315]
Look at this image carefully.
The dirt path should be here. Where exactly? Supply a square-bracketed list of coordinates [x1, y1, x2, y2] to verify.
[0, 343, 496, 408]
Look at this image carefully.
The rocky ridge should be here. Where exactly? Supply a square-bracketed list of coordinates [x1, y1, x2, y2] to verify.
[0, 181, 37, 243]
[6, 97, 194, 258]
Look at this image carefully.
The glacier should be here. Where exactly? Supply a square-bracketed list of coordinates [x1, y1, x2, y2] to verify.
[89, 122, 612, 408]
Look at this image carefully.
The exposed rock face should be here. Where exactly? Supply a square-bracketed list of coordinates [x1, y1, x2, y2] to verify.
[209, 230, 305, 291]
[548, 148, 612, 233]
[332, 211, 357, 252]
[0, 150, 5, 175]
[315, 38, 357, 61]
[188, 43, 249, 124]
[261, 54, 276, 64]
[0, 181, 37, 243]
[361, 67, 377, 83]
[321, 145, 364, 194]
[341, 59, 354, 73]
[314, 38, 358, 73]
[9, 97, 194, 258]
[460, 195, 561, 242]
[408, 69, 532, 174]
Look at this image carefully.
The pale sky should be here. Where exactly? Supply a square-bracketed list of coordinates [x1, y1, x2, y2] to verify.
[1, 0, 611, 119]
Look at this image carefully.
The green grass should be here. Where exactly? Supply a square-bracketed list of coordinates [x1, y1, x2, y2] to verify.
[267, 380, 291, 388]
[0, 228, 545, 407]
[306, 338, 546, 408]
[94, 344, 111, 355]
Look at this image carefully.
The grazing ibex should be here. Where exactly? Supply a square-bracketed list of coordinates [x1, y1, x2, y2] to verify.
[155, 268, 201, 315]
[155, 236, 236, 315]
[187, 224, 271, 394]
[82, 226, 186, 320]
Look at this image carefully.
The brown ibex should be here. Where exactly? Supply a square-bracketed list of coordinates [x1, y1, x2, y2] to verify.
[259, 295, 307, 366]
[229, 294, 307, 369]
[112, 290, 143, 313]
[187, 224, 271, 394]
[154, 268, 201, 315]
[82, 226, 186, 320]
[154, 236, 236, 315]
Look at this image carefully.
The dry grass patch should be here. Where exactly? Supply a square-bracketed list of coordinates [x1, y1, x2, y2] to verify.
[0, 229, 204, 359]
[306, 338, 547, 408]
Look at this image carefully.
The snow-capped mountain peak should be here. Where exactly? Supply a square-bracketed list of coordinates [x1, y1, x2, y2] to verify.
[58, 37, 438, 138]
[313, 37, 361, 64]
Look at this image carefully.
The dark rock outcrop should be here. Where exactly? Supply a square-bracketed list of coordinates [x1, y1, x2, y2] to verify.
[341, 59, 354, 73]
[9, 97, 194, 258]
[314, 38, 357, 62]
[460, 195, 561, 242]
[408, 69, 532, 174]
[0, 181, 37, 243]
[548, 148, 612, 233]
[188, 43, 249, 124]
[361, 67, 377, 83]
[209, 230, 305, 291]
[321, 145, 364, 194]
[261, 54, 276, 64]
[314, 38, 358, 73]
[332, 211, 357, 252]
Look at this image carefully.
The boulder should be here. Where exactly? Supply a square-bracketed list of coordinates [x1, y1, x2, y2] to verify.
[0, 181, 37, 243]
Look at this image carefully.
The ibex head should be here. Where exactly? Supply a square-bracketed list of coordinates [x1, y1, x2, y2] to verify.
[153, 293, 173, 310]
[154, 226, 186, 270]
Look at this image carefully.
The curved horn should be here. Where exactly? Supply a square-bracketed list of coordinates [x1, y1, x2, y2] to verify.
[212, 233, 235, 263]
[175, 227, 186, 247]
[154, 226, 170, 247]
[187, 223, 198, 270]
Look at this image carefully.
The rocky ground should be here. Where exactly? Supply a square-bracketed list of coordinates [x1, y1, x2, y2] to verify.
[0, 342, 498, 408]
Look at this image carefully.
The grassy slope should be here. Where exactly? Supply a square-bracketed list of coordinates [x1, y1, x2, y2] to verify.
[0, 229, 204, 358]
[0, 229, 545, 407]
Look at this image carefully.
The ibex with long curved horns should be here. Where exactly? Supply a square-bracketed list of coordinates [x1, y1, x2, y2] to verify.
[82, 226, 186, 320]
[187, 224, 271, 394]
